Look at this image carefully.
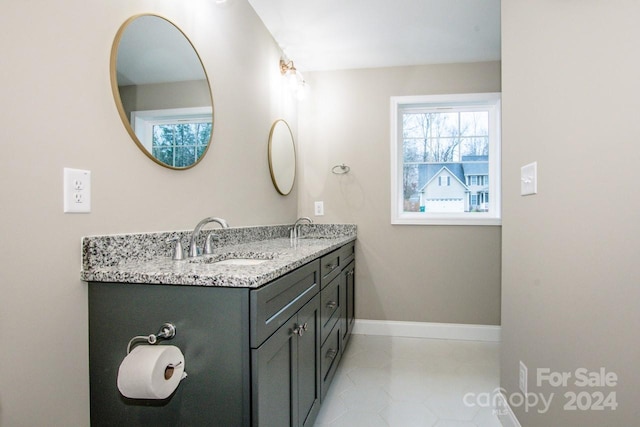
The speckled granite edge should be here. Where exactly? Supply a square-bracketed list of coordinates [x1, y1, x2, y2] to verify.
[81, 224, 357, 285]
[81, 235, 356, 288]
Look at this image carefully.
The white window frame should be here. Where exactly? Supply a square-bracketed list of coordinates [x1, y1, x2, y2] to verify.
[390, 92, 501, 226]
[131, 107, 213, 153]
[438, 176, 451, 186]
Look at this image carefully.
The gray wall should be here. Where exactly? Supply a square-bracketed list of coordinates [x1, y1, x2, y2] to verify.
[298, 62, 502, 325]
[119, 79, 212, 121]
[0, 1, 297, 425]
[501, 1, 640, 425]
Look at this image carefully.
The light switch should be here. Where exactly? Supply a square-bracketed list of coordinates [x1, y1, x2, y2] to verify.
[521, 162, 537, 196]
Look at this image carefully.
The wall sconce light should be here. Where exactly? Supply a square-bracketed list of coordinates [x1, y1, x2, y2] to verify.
[280, 59, 309, 100]
[280, 59, 297, 77]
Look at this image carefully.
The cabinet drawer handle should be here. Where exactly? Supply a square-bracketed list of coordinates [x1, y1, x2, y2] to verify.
[326, 348, 338, 360]
[325, 263, 338, 271]
[326, 301, 337, 310]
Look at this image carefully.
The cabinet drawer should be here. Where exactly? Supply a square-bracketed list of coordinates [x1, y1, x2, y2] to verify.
[339, 242, 355, 267]
[250, 260, 320, 348]
[320, 321, 341, 400]
[320, 250, 342, 288]
[320, 275, 341, 345]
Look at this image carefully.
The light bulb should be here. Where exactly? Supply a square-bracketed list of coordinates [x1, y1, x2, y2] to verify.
[287, 70, 300, 91]
[296, 80, 310, 100]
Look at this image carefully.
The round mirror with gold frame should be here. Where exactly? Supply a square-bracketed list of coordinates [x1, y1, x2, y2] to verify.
[269, 119, 296, 196]
[110, 14, 214, 170]
[268, 120, 296, 195]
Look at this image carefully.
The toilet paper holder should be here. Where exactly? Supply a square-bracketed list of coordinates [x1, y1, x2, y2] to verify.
[126, 322, 177, 354]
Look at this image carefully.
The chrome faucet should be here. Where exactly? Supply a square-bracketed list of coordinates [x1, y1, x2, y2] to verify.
[292, 217, 313, 239]
[188, 217, 229, 257]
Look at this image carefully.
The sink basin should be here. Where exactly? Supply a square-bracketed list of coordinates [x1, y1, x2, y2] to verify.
[188, 251, 278, 265]
[213, 258, 268, 266]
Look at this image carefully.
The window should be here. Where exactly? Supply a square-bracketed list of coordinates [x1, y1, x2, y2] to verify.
[131, 107, 213, 168]
[390, 93, 501, 225]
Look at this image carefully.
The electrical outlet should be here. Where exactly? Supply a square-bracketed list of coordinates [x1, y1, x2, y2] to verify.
[521, 162, 538, 196]
[519, 361, 528, 394]
[64, 168, 91, 213]
[314, 201, 324, 216]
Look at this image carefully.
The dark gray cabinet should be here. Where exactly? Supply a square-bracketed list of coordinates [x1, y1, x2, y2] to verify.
[251, 260, 321, 427]
[88, 241, 354, 426]
[317, 241, 356, 399]
[88, 283, 252, 427]
[252, 293, 320, 427]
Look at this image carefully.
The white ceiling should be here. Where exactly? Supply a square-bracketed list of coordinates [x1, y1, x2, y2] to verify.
[248, 0, 501, 72]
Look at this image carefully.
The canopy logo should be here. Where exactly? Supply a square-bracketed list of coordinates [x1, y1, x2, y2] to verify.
[463, 367, 618, 415]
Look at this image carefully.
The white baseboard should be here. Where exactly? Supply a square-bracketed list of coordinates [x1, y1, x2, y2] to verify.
[352, 319, 501, 342]
[496, 392, 522, 427]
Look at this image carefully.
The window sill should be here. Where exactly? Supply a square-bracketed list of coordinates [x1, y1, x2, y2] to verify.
[391, 215, 502, 226]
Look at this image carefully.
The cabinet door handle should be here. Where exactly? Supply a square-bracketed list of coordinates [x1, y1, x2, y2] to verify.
[326, 348, 338, 360]
[293, 322, 308, 336]
[326, 301, 337, 310]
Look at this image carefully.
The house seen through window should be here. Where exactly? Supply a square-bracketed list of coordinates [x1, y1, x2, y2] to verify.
[390, 93, 501, 225]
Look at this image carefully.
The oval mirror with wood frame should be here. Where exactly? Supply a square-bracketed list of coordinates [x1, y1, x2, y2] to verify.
[110, 14, 214, 170]
[268, 120, 296, 195]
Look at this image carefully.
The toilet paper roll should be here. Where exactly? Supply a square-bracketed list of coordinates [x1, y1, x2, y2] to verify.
[117, 345, 186, 399]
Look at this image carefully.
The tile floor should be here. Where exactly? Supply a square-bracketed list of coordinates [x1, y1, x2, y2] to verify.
[314, 334, 503, 427]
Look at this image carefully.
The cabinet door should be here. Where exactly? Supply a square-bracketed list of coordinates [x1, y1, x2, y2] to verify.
[341, 261, 355, 349]
[296, 294, 321, 427]
[252, 294, 320, 427]
[252, 314, 297, 427]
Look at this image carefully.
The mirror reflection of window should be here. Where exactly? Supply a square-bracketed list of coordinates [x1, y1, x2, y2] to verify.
[131, 107, 212, 168]
[152, 122, 212, 168]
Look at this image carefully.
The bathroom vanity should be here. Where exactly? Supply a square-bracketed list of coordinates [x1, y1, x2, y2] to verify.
[83, 224, 355, 426]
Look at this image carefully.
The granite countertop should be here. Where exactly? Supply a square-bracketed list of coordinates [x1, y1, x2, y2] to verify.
[81, 224, 356, 288]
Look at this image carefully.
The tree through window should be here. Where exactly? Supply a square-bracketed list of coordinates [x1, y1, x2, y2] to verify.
[131, 106, 213, 169]
[152, 122, 212, 168]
